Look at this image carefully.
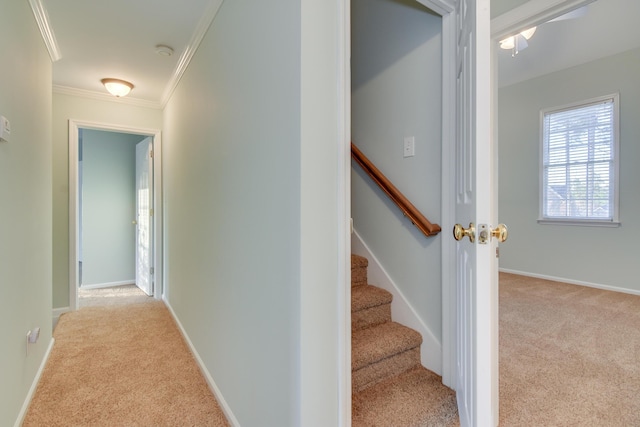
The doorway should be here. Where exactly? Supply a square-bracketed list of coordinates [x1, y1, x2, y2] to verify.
[69, 120, 163, 311]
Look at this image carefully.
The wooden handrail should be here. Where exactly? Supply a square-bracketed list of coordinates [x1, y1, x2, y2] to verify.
[351, 142, 441, 237]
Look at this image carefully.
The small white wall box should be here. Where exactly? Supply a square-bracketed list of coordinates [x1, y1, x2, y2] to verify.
[0, 116, 10, 142]
[28, 328, 40, 344]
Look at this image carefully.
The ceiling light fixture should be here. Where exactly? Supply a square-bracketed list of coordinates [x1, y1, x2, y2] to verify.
[101, 78, 134, 97]
[499, 26, 537, 57]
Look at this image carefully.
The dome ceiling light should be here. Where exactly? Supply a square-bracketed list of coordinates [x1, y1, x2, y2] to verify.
[101, 78, 134, 97]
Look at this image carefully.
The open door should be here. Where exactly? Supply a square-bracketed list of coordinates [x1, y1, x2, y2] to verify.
[135, 137, 153, 296]
[453, 0, 500, 425]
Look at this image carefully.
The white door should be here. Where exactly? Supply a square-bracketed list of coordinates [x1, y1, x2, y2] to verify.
[454, 0, 499, 425]
[135, 137, 153, 296]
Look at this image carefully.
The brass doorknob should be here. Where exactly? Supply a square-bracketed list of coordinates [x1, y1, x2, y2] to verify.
[453, 223, 475, 243]
[491, 224, 508, 243]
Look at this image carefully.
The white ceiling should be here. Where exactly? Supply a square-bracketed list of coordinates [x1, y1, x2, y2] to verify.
[496, 0, 640, 87]
[40, 0, 640, 104]
[44, 0, 220, 107]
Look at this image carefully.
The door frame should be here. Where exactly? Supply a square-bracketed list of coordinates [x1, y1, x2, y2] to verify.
[435, 0, 457, 390]
[68, 120, 163, 310]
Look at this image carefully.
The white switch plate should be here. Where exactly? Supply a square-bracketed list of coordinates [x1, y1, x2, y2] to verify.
[403, 136, 415, 157]
[0, 116, 10, 142]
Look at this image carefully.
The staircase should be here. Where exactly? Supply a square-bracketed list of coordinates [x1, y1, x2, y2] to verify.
[351, 254, 459, 426]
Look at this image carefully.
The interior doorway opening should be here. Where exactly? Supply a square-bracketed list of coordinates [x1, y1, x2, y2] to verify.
[69, 120, 163, 311]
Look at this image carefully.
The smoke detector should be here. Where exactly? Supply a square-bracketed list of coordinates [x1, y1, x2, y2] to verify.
[155, 45, 174, 57]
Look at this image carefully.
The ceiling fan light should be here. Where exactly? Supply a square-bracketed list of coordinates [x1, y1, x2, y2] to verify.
[499, 26, 537, 52]
[101, 78, 134, 97]
[520, 26, 537, 40]
[499, 36, 515, 50]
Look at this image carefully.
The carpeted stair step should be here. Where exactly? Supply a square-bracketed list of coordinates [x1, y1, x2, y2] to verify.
[352, 366, 458, 426]
[352, 321, 422, 392]
[352, 285, 392, 331]
[351, 254, 368, 287]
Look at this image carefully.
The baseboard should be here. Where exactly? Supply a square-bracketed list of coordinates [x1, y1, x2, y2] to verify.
[14, 337, 55, 427]
[52, 307, 71, 330]
[163, 299, 240, 427]
[499, 268, 640, 297]
[80, 280, 135, 290]
[352, 230, 443, 375]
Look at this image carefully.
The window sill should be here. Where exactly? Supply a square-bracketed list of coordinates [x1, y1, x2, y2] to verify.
[537, 219, 621, 228]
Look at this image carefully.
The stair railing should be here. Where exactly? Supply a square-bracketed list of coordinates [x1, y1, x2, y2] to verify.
[351, 142, 441, 238]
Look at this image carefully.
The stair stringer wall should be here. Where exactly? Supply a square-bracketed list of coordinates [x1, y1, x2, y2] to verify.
[352, 230, 442, 375]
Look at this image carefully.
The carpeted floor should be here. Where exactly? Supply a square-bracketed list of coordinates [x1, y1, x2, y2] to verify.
[23, 298, 229, 426]
[499, 272, 640, 426]
[78, 284, 152, 307]
[24, 276, 640, 425]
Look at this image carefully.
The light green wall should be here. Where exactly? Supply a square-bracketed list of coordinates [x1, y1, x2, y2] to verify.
[52, 94, 162, 308]
[81, 130, 143, 286]
[164, 0, 347, 423]
[0, 1, 53, 425]
[351, 0, 443, 340]
[498, 47, 640, 292]
[163, 0, 304, 424]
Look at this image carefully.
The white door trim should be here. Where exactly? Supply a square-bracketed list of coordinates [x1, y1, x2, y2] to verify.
[415, 0, 455, 16]
[68, 120, 163, 310]
[440, 5, 457, 390]
[338, 0, 351, 424]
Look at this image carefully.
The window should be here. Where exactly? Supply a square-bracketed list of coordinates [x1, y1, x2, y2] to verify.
[540, 94, 620, 226]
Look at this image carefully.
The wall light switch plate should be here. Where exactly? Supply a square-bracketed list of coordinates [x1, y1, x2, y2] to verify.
[0, 116, 10, 142]
[403, 136, 415, 158]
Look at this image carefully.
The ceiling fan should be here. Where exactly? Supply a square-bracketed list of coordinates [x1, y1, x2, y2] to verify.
[499, 6, 588, 57]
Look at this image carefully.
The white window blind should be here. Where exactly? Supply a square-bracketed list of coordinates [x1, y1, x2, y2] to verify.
[541, 95, 619, 224]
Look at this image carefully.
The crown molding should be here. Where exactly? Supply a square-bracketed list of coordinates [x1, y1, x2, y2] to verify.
[28, 0, 62, 62]
[53, 85, 162, 110]
[160, 0, 224, 108]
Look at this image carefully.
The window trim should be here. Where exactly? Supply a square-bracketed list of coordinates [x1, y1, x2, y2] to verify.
[538, 93, 621, 227]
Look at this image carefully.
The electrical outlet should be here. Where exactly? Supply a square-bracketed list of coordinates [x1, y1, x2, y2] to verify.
[26, 328, 40, 356]
[403, 136, 415, 158]
[28, 327, 40, 344]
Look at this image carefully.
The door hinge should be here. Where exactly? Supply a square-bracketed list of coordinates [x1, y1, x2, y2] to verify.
[150, 150, 154, 158]
[150, 267, 155, 275]
[150, 209, 154, 217]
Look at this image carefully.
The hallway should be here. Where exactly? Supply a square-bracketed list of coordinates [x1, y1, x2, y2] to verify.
[24, 295, 229, 426]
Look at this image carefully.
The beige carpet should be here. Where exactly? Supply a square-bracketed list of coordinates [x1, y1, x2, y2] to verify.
[353, 366, 458, 426]
[354, 270, 640, 426]
[24, 275, 640, 425]
[78, 284, 152, 307]
[23, 300, 229, 426]
[351, 254, 459, 425]
[499, 272, 640, 426]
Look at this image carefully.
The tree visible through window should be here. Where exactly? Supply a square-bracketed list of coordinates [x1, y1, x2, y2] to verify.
[541, 94, 619, 224]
